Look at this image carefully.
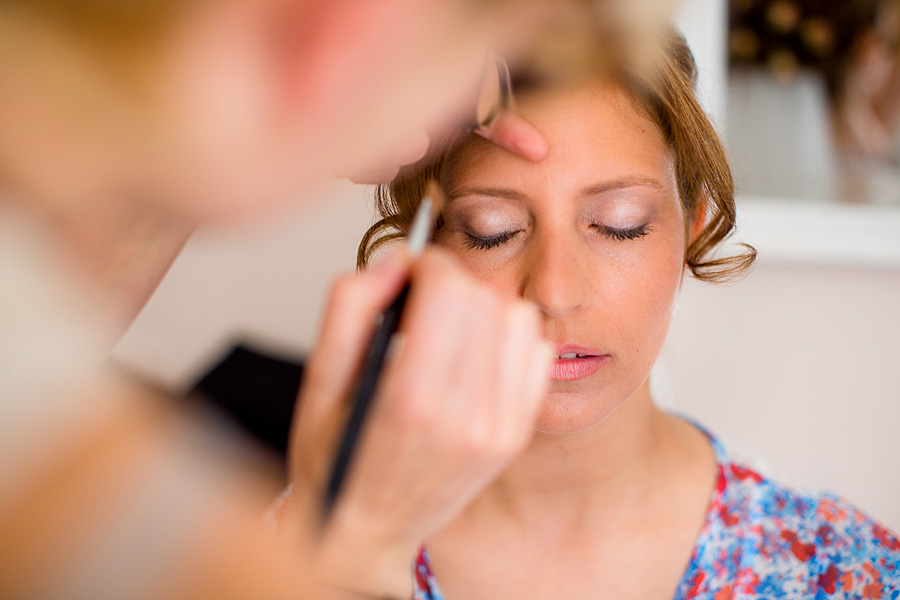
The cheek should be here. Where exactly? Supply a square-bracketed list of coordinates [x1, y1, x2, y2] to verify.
[600, 240, 684, 354]
[160, 5, 276, 151]
[452, 254, 526, 302]
[433, 232, 522, 295]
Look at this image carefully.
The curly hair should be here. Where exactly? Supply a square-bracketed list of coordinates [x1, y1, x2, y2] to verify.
[359, 28, 756, 283]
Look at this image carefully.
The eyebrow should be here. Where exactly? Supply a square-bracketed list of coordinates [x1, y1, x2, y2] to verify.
[580, 175, 667, 197]
[445, 186, 528, 203]
[446, 176, 666, 203]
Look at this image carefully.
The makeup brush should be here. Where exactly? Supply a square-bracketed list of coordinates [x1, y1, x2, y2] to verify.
[324, 181, 443, 517]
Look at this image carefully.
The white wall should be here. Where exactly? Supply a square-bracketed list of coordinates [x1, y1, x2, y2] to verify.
[675, 0, 728, 124]
[114, 179, 374, 387]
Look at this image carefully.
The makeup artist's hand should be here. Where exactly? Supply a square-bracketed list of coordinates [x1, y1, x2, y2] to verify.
[472, 107, 549, 162]
[284, 248, 551, 599]
[345, 109, 549, 184]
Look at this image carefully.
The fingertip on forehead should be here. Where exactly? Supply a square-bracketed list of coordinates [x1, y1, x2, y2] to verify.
[443, 82, 671, 187]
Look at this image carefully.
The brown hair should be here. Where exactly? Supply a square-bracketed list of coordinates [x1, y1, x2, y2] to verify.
[358, 29, 756, 283]
[0, 0, 183, 48]
[0, 0, 188, 99]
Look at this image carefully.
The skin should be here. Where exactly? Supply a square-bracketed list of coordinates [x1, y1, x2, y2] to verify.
[428, 82, 718, 599]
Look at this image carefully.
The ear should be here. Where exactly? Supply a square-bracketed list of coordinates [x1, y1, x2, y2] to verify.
[852, 29, 883, 68]
[687, 201, 708, 245]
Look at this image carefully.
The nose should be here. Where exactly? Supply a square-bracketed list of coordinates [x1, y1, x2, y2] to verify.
[520, 228, 590, 318]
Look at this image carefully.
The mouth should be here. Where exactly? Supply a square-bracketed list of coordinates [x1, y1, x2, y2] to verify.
[551, 345, 610, 381]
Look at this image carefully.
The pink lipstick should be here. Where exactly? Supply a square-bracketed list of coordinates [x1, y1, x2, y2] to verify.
[550, 345, 610, 381]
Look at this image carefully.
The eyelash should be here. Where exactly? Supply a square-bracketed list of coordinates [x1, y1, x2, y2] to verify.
[463, 224, 650, 250]
[464, 230, 518, 250]
[591, 224, 651, 241]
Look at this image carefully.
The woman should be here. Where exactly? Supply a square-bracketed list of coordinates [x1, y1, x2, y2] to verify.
[356, 30, 900, 599]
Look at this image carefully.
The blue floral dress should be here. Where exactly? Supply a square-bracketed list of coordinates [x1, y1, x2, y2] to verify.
[412, 429, 900, 599]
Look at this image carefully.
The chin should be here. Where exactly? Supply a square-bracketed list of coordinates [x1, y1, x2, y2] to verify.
[532, 390, 623, 435]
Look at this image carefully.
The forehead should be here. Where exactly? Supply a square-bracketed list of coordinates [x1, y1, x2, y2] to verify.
[445, 82, 674, 194]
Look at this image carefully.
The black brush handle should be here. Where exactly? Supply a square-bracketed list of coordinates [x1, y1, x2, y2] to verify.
[324, 283, 411, 517]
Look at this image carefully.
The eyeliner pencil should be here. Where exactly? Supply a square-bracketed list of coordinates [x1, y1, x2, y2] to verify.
[324, 195, 436, 517]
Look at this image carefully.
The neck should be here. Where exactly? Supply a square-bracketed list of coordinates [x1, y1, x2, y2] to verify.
[3, 189, 194, 346]
[464, 381, 678, 537]
[53, 201, 194, 339]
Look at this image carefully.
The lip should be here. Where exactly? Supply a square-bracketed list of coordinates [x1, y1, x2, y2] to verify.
[550, 344, 610, 381]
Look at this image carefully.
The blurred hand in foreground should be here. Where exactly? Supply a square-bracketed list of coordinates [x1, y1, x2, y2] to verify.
[285, 248, 553, 599]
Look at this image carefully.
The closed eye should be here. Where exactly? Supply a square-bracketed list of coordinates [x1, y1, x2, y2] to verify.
[591, 224, 651, 241]
[464, 230, 520, 250]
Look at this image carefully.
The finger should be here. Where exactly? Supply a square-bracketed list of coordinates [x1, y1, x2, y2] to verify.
[331, 249, 470, 491]
[474, 109, 549, 162]
[328, 274, 473, 532]
[496, 301, 543, 446]
[289, 250, 411, 478]
[450, 286, 503, 453]
[388, 249, 471, 410]
[523, 333, 553, 428]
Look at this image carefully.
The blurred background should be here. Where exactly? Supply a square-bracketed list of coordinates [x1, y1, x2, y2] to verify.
[113, 0, 900, 531]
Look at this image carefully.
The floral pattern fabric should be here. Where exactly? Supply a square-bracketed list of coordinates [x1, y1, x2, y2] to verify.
[412, 428, 900, 599]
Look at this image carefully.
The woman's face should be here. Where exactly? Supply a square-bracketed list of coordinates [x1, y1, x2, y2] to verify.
[436, 83, 687, 434]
